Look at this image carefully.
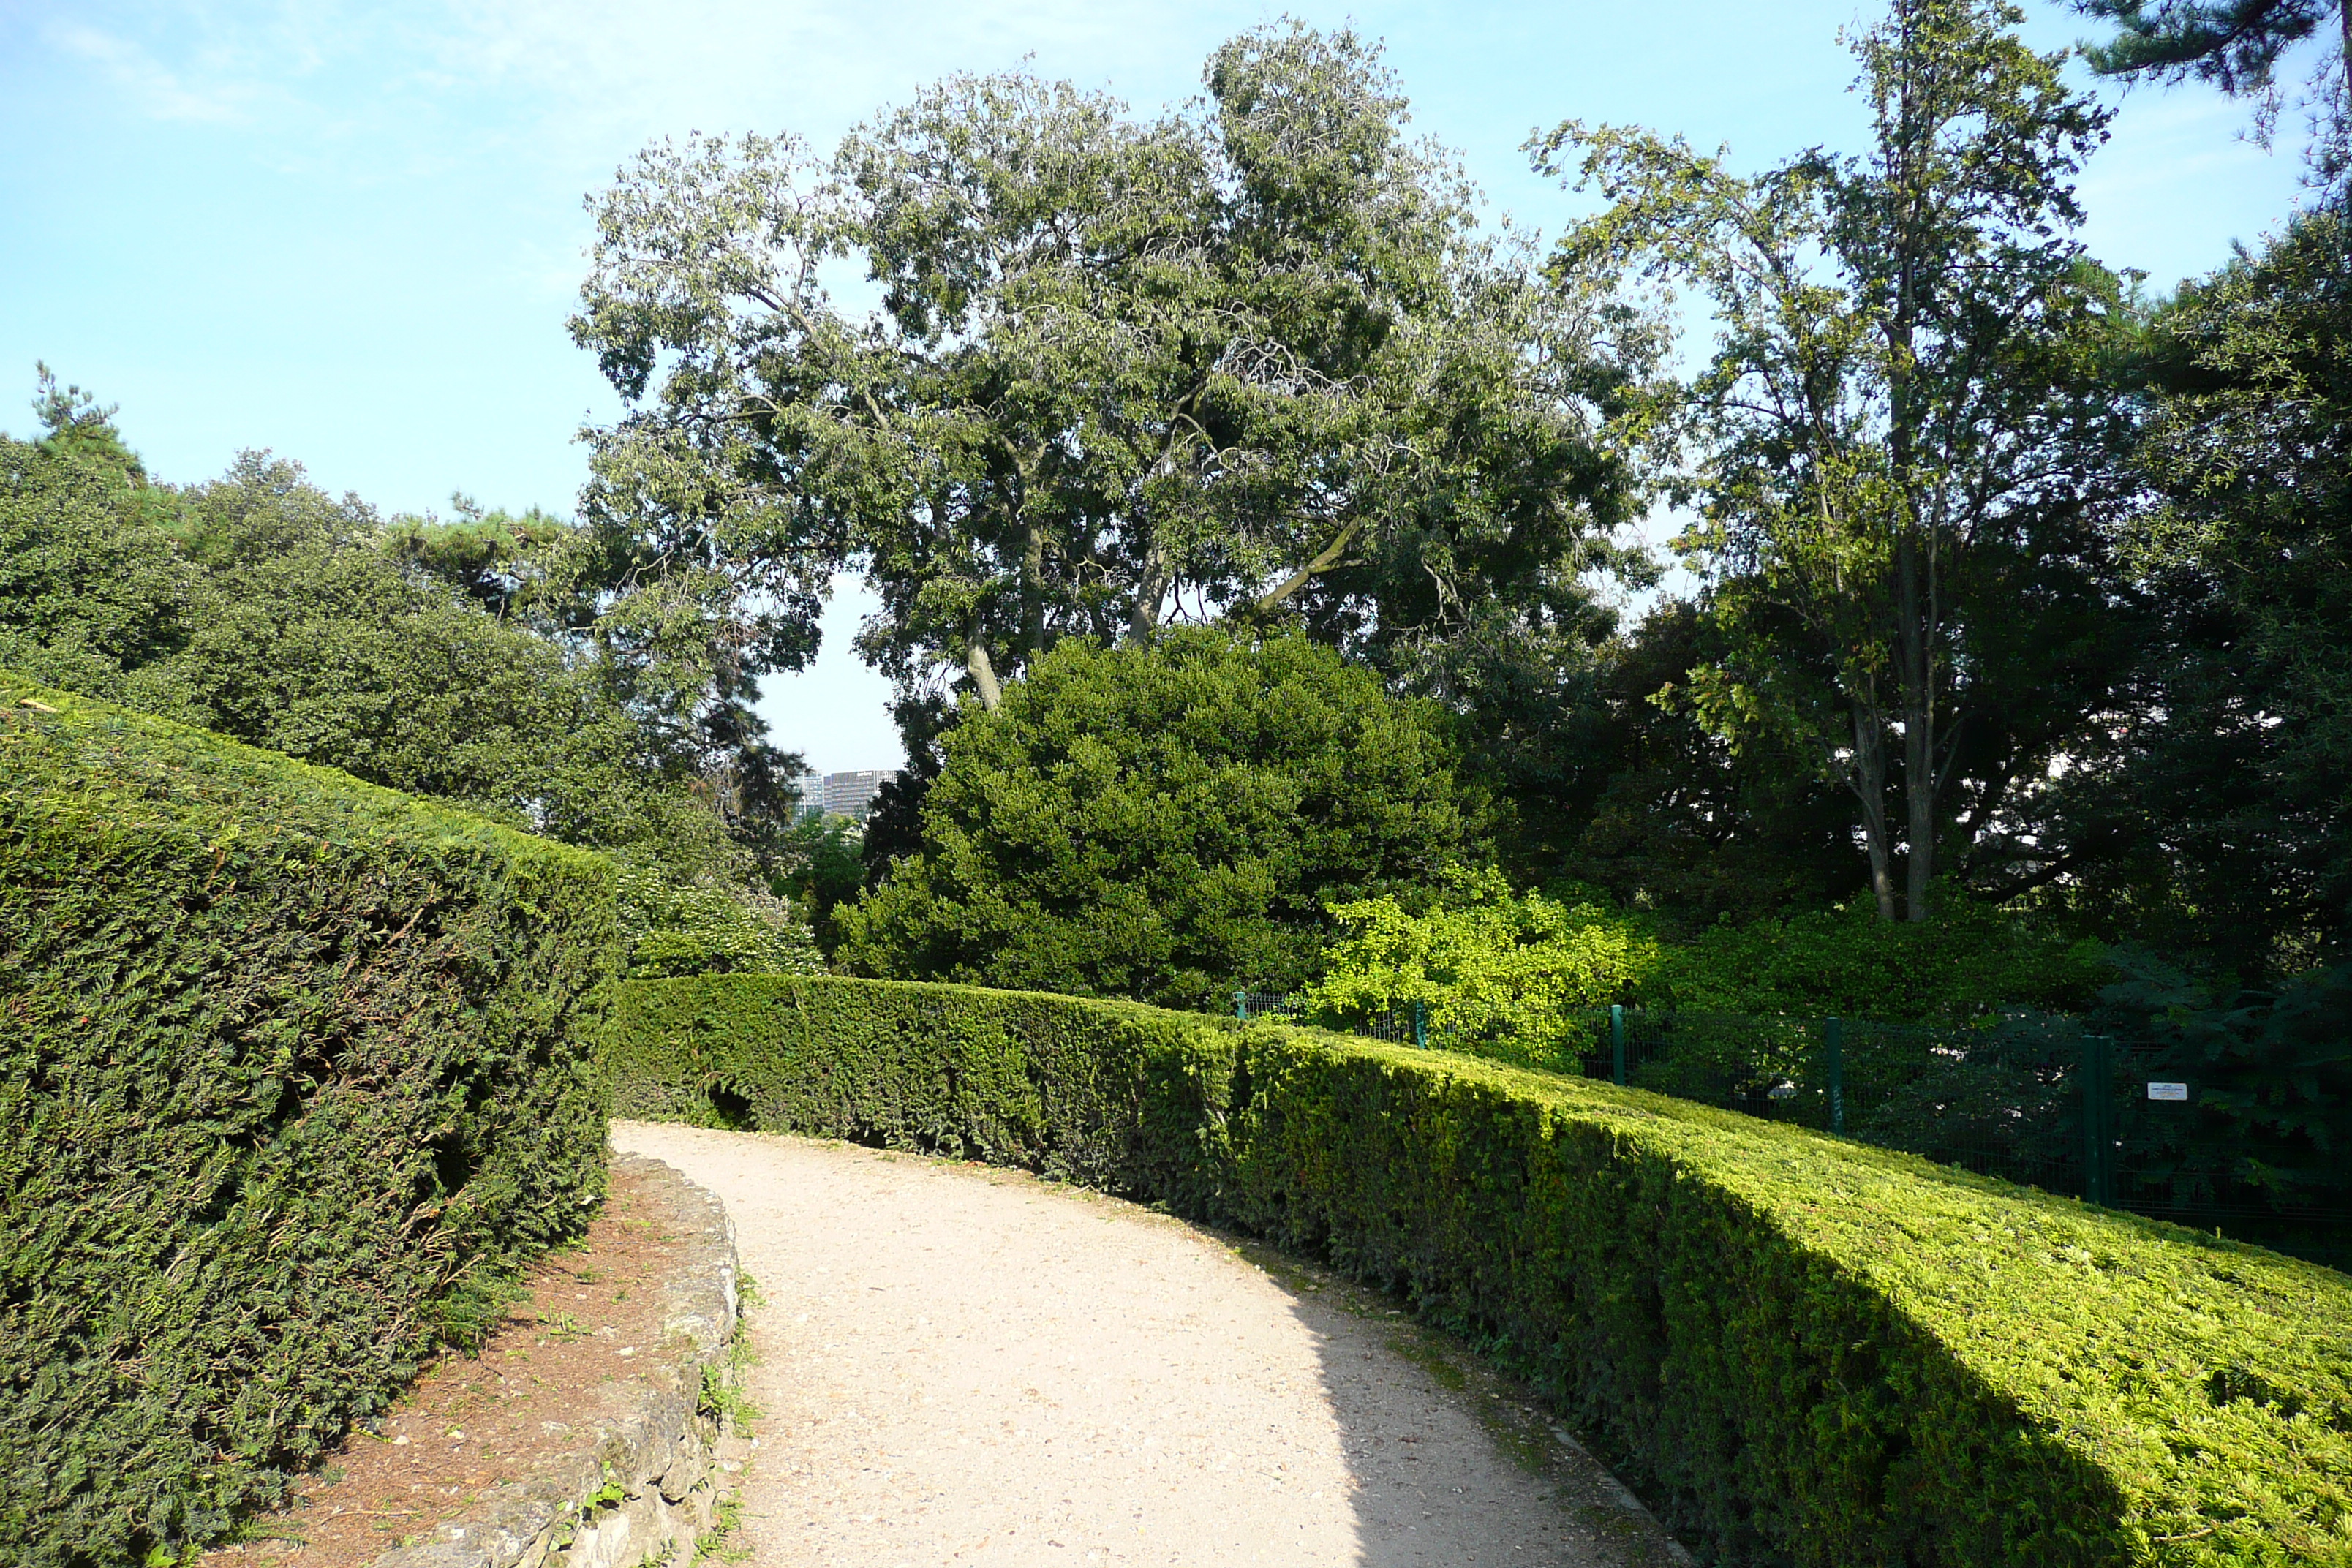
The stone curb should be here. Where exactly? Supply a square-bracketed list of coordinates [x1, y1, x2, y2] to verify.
[370, 1153, 741, 1568]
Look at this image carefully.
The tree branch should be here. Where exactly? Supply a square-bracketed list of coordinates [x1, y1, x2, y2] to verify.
[1243, 517, 1365, 622]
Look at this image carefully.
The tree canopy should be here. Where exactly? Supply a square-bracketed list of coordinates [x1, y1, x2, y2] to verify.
[2078, 0, 2351, 176]
[2059, 206, 2352, 975]
[1541, 0, 2140, 924]
[2081, 0, 2347, 91]
[571, 23, 1656, 747]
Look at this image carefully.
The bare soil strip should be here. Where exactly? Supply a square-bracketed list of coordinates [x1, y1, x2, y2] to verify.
[200, 1165, 694, 1565]
[612, 1120, 1687, 1568]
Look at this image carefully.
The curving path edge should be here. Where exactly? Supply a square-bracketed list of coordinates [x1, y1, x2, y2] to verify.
[611, 1121, 1689, 1568]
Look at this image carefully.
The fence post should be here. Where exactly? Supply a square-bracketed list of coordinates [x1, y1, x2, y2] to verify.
[1234, 990, 1248, 1022]
[1824, 1016, 1845, 1136]
[2081, 1032, 2114, 1206]
[1610, 1003, 1627, 1086]
[1413, 999, 1428, 1050]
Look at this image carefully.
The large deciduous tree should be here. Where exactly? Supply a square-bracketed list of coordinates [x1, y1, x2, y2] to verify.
[570, 23, 1653, 738]
[1539, 0, 2138, 923]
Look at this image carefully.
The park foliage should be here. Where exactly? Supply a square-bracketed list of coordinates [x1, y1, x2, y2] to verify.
[1296, 864, 1662, 1041]
[0, 674, 617, 1567]
[11, 0, 2351, 1000]
[0, 380, 823, 976]
[1299, 863, 2113, 1034]
[7, 0, 2352, 1553]
[569, 23, 1652, 725]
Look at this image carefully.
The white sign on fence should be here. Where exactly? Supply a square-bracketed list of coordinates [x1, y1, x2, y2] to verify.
[2146, 1082, 2190, 1101]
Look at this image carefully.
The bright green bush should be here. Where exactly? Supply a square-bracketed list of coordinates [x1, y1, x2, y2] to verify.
[0, 673, 619, 1566]
[1654, 892, 2111, 1021]
[615, 864, 823, 979]
[1295, 873, 2103, 1053]
[607, 972, 2352, 1568]
[1297, 864, 1659, 1052]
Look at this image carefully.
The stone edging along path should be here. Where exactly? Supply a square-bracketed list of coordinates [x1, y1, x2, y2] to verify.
[372, 1153, 742, 1568]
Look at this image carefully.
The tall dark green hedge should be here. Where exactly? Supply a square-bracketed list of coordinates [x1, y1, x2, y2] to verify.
[0, 673, 619, 1566]
[607, 973, 2352, 1568]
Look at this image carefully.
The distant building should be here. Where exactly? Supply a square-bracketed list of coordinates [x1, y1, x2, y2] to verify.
[789, 769, 826, 818]
[821, 769, 898, 821]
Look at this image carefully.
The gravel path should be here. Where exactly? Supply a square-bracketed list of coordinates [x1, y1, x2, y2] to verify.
[611, 1122, 1687, 1568]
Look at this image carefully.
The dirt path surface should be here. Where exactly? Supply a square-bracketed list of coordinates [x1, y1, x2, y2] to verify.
[611, 1122, 1686, 1568]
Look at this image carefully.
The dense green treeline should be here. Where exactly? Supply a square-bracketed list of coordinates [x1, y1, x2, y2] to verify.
[753, 1, 2341, 1006]
[2066, 206, 2352, 974]
[0, 372, 821, 978]
[10, 0, 2348, 1017]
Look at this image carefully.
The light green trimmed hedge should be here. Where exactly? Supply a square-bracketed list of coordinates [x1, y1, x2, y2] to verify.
[606, 973, 2352, 1568]
[0, 672, 619, 1567]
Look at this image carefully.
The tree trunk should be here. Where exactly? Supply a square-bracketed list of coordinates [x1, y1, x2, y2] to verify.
[1902, 704, 1936, 921]
[1129, 409, 1194, 640]
[965, 639, 1003, 711]
[1896, 532, 1936, 922]
[1850, 698, 1899, 921]
[1884, 5, 1937, 923]
[1128, 546, 1168, 641]
[1021, 519, 1046, 659]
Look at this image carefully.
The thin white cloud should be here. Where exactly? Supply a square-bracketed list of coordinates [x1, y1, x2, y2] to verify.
[48, 20, 258, 122]
[2076, 86, 2311, 283]
[410, 0, 1248, 148]
[36, 0, 1267, 205]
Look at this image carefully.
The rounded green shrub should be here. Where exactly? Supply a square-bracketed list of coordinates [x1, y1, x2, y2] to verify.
[840, 628, 1482, 1008]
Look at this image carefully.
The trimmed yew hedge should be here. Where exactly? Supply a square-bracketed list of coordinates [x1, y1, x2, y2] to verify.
[0, 674, 618, 1567]
[607, 973, 2352, 1568]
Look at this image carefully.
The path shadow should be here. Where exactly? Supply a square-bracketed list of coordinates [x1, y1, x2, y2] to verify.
[1227, 1237, 1693, 1568]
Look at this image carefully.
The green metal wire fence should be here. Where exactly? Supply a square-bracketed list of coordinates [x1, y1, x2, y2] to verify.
[1230, 990, 2348, 1270]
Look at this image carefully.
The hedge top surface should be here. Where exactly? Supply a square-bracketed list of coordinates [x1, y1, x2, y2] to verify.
[0, 668, 606, 881]
[1270, 1028, 2352, 1561]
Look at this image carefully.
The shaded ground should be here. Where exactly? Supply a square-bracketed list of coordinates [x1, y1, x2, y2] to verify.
[198, 1165, 707, 1564]
[613, 1120, 1688, 1568]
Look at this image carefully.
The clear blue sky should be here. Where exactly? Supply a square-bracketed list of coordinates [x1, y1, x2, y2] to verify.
[0, 1, 2323, 770]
